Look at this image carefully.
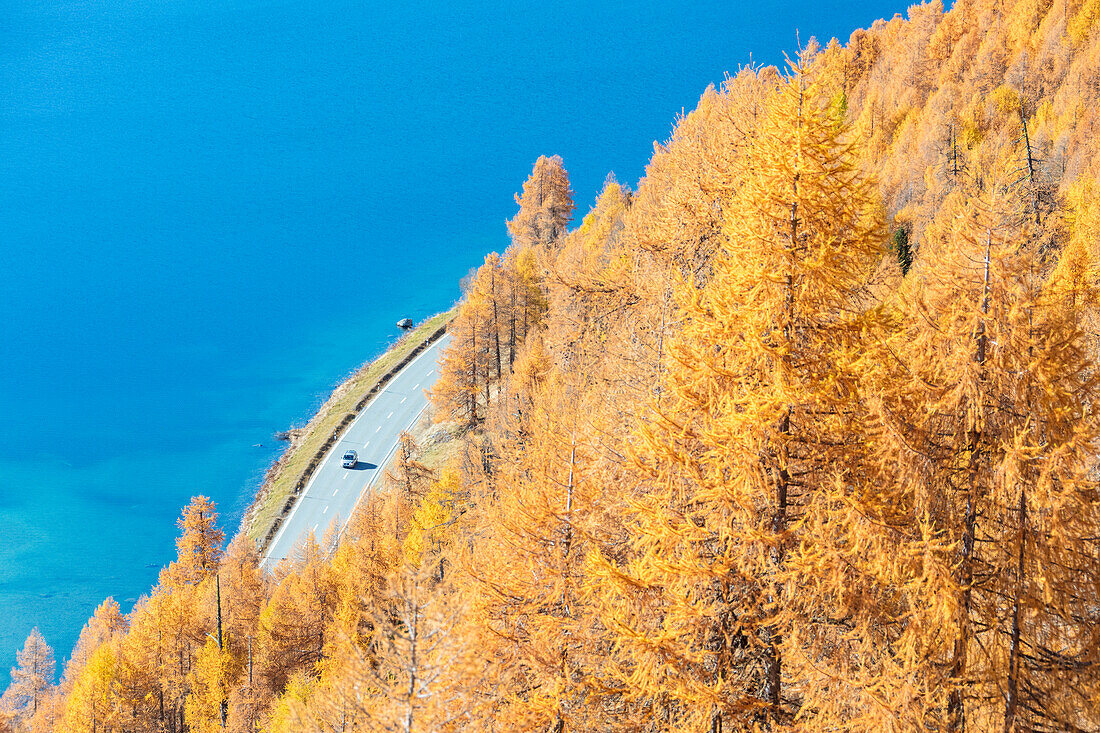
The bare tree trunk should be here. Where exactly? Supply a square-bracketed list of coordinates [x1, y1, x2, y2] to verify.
[763, 409, 789, 717]
[483, 360, 491, 419]
[469, 317, 479, 424]
[509, 285, 517, 369]
[948, 489, 976, 732]
[1004, 489, 1027, 733]
[1021, 114, 1040, 225]
[562, 436, 576, 559]
[491, 266, 502, 381]
[949, 233, 991, 733]
[404, 597, 420, 733]
[761, 85, 803, 714]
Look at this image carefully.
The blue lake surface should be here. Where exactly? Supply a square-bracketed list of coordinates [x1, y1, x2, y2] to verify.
[0, 0, 903, 686]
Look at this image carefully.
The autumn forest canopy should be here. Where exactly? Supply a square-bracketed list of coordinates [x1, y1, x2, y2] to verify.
[9, 0, 1100, 729]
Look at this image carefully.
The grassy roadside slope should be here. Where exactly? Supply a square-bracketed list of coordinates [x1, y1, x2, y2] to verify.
[240, 308, 457, 548]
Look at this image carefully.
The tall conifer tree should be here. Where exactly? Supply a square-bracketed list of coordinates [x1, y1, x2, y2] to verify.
[882, 163, 1100, 731]
[1, 629, 55, 724]
[591, 62, 886, 730]
[508, 155, 575, 251]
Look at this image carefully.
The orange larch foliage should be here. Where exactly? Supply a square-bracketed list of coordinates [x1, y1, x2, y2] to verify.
[0, 629, 55, 727]
[28, 1, 1100, 725]
[507, 154, 576, 252]
[590, 62, 888, 730]
[879, 159, 1100, 731]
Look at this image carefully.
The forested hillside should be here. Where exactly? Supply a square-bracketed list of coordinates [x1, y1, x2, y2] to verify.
[7, 0, 1100, 729]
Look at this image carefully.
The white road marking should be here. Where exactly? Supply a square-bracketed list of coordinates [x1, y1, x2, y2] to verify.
[312, 523, 318, 533]
[332, 489, 339, 496]
[343, 401, 433, 534]
[364, 441, 370, 447]
[400, 396, 406, 403]
[323, 506, 328, 514]
[386, 411, 393, 419]
[413, 383, 420, 389]
[375, 426, 381, 432]
[341, 472, 349, 481]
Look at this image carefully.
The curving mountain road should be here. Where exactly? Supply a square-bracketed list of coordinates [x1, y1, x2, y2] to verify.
[261, 333, 451, 568]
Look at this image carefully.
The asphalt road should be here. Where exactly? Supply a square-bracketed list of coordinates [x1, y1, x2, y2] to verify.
[261, 332, 451, 568]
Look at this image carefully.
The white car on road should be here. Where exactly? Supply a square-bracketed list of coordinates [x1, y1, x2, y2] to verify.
[342, 449, 358, 468]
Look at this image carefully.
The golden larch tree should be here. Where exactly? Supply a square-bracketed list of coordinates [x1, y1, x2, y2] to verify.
[1, 628, 55, 725]
[508, 155, 575, 252]
[591, 62, 887, 730]
[884, 161, 1100, 731]
[175, 496, 225, 585]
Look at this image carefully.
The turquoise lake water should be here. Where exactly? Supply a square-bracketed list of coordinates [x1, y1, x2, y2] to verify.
[0, 0, 902, 686]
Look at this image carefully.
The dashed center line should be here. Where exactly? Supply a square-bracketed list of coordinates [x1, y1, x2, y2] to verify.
[323, 506, 328, 514]
[400, 396, 406, 403]
[332, 489, 339, 496]
[341, 472, 349, 481]
[364, 440, 370, 447]
[375, 425, 381, 432]
[386, 411, 393, 419]
[413, 383, 420, 389]
[311, 523, 318, 533]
